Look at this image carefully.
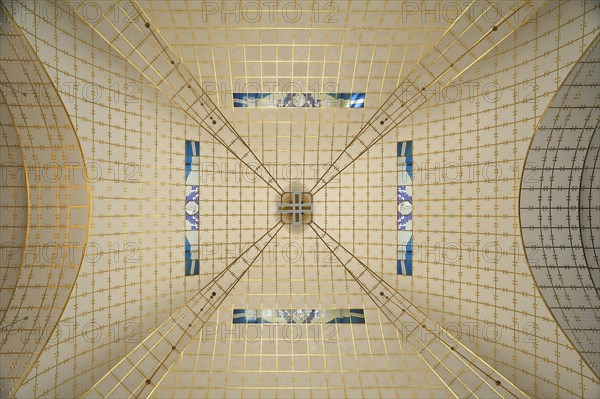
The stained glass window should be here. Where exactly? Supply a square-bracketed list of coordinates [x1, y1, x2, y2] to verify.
[233, 309, 365, 324]
[397, 141, 413, 275]
[185, 140, 200, 276]
[233, 93, 365, 108]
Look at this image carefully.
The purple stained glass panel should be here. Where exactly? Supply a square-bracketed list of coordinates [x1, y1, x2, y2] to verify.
[185, 185, 199, 230]
[397, 185, 412, 230]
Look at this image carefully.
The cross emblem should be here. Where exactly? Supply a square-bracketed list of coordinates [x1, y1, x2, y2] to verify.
[276, 192, 313, 225]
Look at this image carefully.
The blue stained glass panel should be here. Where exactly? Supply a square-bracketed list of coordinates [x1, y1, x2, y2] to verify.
[398, 140, 413, 275]
[185, 140, 200, 276]
[232, 309, 365, 324]
[233, 93, 365, 108]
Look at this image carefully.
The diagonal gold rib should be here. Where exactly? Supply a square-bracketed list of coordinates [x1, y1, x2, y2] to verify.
[65, 0, 285, 195]
[82, 221, 283, 398]
[309, 221, 529, 399]
[310, 0, 547, 196]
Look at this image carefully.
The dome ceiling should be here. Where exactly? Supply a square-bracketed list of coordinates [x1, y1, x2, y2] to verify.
[0, 8, 89, 396]
[1, 1, 599, 398]
[520, 35, 600, 376]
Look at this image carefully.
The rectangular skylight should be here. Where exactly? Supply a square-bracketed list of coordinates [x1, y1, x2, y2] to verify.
[233, 93, 365, 108]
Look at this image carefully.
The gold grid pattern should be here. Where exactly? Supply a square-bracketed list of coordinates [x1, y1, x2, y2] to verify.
[85, 222, 283, 398]
[1, 0, 599, 398]
[0, 6, 89, 397]
[139, 0, 453, 191]
[152, 225, 452, 399]
[520, 35, 600, 376]
[72, 0, 543, 396]
[0, 81, 26, 326]
[2, 1, 274, 397]
[318, 1, 600, 397]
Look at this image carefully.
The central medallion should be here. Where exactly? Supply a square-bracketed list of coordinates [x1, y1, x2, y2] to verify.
[276, 192, 313, 225]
